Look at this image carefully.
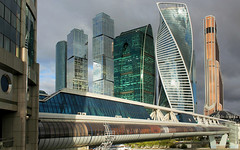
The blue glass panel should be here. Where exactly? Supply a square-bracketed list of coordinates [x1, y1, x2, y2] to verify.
[39, 92, 150, 119]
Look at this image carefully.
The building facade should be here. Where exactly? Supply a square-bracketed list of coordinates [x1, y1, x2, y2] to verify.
[114, 25, 155, 105]
[92, 12, 114, 96]
[0, 0, 39, 149]
[204, 16, 223, 116]
[155, 2, 195, 112]
[55, 41, 67, 91]
[67, 29, 88, 91]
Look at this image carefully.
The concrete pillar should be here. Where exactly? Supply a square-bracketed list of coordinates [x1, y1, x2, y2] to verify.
[209, 134, 228, 149]
[217, 133, 228, 149]
[26, 64, 39, 149]
[227, 122, 239, 149]
[12, 47, 28, 150]
[209, 135, 217, 149]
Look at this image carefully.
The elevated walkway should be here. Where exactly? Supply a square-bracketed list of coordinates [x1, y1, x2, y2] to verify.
[38, 113, 231, 150]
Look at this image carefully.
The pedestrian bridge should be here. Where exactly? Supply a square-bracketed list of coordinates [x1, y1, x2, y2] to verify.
[38, 89, 239, 149]
[38, 112, 234, 150]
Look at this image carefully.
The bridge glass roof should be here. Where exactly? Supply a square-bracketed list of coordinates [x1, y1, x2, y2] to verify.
[39, 92, 150, 119]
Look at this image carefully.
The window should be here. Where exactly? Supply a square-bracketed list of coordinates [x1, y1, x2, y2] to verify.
[11, 41, 15, 55]
[0, 33, 3, 48]
[11, 13, 16, 29]
[16, 18, 20, 32]
[16, 0, 21, 6]
[4, 7, 10, 23]
[4, 36, 10, 52]
[0, 2, 4, 18]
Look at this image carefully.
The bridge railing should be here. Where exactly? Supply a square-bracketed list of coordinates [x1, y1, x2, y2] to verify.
[149, 106, 232, 126]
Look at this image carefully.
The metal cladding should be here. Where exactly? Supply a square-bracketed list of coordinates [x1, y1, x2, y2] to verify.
[156, 3, 195, 112]
[204, 16, 223, 116]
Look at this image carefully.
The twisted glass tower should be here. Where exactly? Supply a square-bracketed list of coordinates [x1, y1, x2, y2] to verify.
[156, 3, 195, 112]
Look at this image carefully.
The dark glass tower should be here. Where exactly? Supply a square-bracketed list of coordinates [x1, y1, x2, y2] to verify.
[114, 25, 155, 104]
[55, 41, 67, 91]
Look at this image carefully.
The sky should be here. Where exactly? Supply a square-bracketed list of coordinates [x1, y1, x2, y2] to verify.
[37, 0, 240, 115]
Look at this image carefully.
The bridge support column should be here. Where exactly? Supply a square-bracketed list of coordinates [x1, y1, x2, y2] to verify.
[218, 134, 228, 149]
[227, 122, 239, 149]
[209, 135, 217, 149]
[209, 134, 228, 149]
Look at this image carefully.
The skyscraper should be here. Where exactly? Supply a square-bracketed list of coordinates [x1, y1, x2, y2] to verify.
[155, 2, 195, 112]
[55, 41, 67, 91]
[114, 25, 155, 104]
[204, 16, 223, 116]
[92, 12, 114, 96]
[0, 0, 38, 149]
[67, 29, 88, 91]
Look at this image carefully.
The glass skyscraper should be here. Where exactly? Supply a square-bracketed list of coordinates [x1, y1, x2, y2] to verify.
[156, 3, 195, 112]
[114, 25, 155, 105]
[55, 41, 67, 91]
[92, 12, 114, 96]
[67, 29, 88, 91]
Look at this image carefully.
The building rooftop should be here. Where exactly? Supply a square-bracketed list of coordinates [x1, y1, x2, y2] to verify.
[210, 110, 240, 123]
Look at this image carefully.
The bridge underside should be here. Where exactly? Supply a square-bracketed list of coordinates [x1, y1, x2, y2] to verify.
[38, 113, 229, 150]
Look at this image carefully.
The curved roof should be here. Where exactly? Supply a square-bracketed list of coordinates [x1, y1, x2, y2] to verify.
[210, 110, 238, 118]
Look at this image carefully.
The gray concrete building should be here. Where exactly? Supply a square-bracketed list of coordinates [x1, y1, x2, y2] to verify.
[0, 0, 39, 149]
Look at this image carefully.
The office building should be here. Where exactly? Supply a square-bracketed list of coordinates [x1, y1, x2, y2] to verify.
[55, 41, 67, 91]
[114, 25, 155, 104]
[92, 12, 114, 96]
[0, 0, 39, 149]
[67, 29, 88, 91]
[204, 16, 223, 116]
[155, 2, 195, 112]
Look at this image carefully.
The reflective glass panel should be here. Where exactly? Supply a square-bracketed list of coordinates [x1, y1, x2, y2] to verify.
[0, 3, 3, 18]
[4, 7, 10, 23]
[4, 36, 10, 52]
[0, 33, 3, 48]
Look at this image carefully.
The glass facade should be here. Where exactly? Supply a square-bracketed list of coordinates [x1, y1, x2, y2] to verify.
[39, 91, 150, 119]
[25, 5, 35, 66]
[156, 3, 195, 112]
[39, 90, 48, 100]
[92, 12, 114, 96]
[114, 25, 155, 105]
[0, 0, 21, 57]
[67, 29, 88, 59]
[67, 29, 88, 91]
[67, 56, 88, 91]
[55, 41, 67, 91]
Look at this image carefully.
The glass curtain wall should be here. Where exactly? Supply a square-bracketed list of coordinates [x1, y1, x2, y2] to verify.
[156, 3, 195, 112]
[92, 13, 114, 96]
[114, 25, 155, 105]
[67, 29, 88, 91]
[0, 0, 21, 57]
